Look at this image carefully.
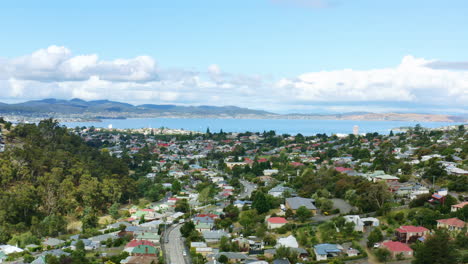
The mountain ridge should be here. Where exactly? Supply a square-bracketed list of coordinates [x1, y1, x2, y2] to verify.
[0, 98, 465, 123]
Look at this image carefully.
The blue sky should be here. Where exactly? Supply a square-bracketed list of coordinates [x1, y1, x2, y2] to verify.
[0, 0, 467, 114]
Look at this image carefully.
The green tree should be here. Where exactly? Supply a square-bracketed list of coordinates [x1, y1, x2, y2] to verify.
[374, 248, 391, 263]
[296, 206, 312, 222]
[218, 254, 228, 263]
[219, 236, 231, 252]
[367, 228, 383, 248]
[180, 221, 195, 238]
[109, 202, 120, 220]
[175, 199, 190, 213]
[81, 207, 98, 232]
[252, 191, 270, 214]
[412, 230, 460, 264]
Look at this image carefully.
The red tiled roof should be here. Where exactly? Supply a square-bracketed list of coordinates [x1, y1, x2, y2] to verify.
[396, 225, 429, 233]
[437, 218, 466, 228]
[290, 162, 305, 167]
[382, 241, 413, 252]
[125, 240, 155, 248]
[267, 217, 288, 224]
[335, 167, 352, 172]
[196, 214, 218, 219]
[452, 201, 468, 208]
[257, 158, 268, 163]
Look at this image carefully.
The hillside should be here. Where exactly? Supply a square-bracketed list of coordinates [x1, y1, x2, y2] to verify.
[0, 119, 136, 243]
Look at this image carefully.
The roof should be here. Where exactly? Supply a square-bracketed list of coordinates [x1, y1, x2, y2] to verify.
[42, 237, 65, 246]
[382, 241, 413, 252]
[273, 259, 291, 264]
[396, 225, 429, 233]
[0, 245, 24, 254]
[125, 240, 155, 248]
[437, 218, 466, 228]
[131, 244, 157, 254]
[313, 244, 342, 255]
[452, 201, 468, 208]
[210, 252, 249, 260]
[267, 217, 288, 224]
[285, 197, 316, 210]
[276, 235, 299, 248]
[202, 230, 230, 240]
[335, 167, 352, 172]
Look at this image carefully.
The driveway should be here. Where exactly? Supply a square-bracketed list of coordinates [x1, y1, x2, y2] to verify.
[312, 198, 354, 222]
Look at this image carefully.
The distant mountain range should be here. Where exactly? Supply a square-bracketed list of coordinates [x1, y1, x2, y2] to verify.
[0, 98, 466, 123]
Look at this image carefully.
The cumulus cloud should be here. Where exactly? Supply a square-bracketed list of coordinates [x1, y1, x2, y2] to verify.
[3, 45, 158, 82]
[276, 55, 468, 109]
[0, 46, 467, 114]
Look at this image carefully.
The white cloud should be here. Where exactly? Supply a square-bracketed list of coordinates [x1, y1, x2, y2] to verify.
[276, 55, 468, 107]
[0, 46, 467, 114]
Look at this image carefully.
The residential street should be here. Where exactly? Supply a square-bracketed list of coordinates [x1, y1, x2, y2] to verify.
[164, 224, 189, 264]
[239, 179, 256, 199]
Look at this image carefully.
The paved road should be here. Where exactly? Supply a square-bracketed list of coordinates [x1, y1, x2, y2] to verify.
[239, 180, 256, 199]
[164, 224, 188, 264]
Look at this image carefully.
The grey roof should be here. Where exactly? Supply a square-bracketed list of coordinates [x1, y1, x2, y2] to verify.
[42, 238, 65, 246]
[209, 252, 248, 260]
[107, 221, 132, 229]
[285, 197, 316, 210]
[202, 230, 230, 240]
[273, 259, 291, 264]
[89, 233, 118, 242]
[268, 185, 295, 194]
[38, 249, 71, 257]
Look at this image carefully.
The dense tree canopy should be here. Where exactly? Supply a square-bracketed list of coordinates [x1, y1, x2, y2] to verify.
[0, 119, 136, 242]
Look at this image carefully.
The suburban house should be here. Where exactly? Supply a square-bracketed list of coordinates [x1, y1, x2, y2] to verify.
[268, 185, 296, 198]
[130, 244, 158, 257]
[276, 235, 299, 248]
[266, 217, 288, 229]
[124, 240, 156, 253]
[207, 252, 249, 263]
[344, 215, 379, 232]
[451, 201, 468, 212]
[436, 218, 467, 232]
[42, 238, 65, 249]
[285, 197, 317, 214]
[122, 255, 159, 264]
[363, 170, 399, 183]
[202, 230, 230, 243]
[395, 225, 430, 243]
[381, 241, 413, 259]
[313, 243, 343, 261]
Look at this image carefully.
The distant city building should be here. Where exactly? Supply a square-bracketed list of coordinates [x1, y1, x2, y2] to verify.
[353, 125, 359, 136]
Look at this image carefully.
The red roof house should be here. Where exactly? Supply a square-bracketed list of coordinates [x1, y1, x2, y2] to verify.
[437, 218, 467, 232]
[267, 217, 288, 229]
[451, 201, 468, 212]
[125, 240, 156, 249]
[381, 241, 413, 259]
[395, 226, 430, 243]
